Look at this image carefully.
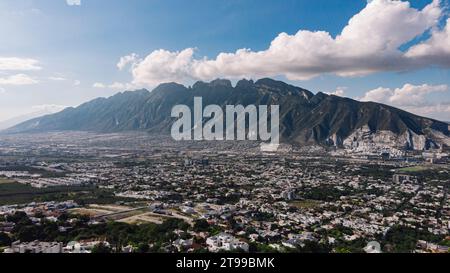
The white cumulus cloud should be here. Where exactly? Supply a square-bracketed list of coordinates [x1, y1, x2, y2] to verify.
[0, 57, 41, 71]
[0, 74, 39, 85]
[327, 87, 347, 97]
[117, 53, 139, 71]
[93, 82, 135, 90]
[406, 18, 450, 65]
[32, 104, 67, 113]
[360, 83, 448, 106]
[131, 48, 197, 87]
[93, 82, 106, 88]
[121, 0, 449, 87]
[48, 76, 67, 81]
[66, 0, 81, 6]
[359, 83, 450, 121]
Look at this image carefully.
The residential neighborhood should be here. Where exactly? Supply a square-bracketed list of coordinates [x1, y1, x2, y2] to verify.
[0, 132, 448, 253]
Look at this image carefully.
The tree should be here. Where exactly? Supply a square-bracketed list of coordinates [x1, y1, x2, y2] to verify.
[136, 243, 150, 253]
[251, 243, 278, 253]
[77, 214, 90, 224]
[58, 213, 69, 222]
[7, 211, 31, 225]
[193, 219, 210, 232]
[0, 232, 11, 247]
[298, 241, 332, 253]
[91, 243, 112, 253]
[16, 226, 39, 242]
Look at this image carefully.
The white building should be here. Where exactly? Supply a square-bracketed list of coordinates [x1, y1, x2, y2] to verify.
[206, 233, 249, 252]
[172, 238, 194, 252]
[64, 241, 109, 253]
[4, 241, 63, 253]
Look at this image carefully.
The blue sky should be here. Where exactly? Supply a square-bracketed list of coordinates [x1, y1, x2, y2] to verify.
[0, 0, 449, 123]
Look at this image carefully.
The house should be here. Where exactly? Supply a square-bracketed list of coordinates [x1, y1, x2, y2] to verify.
[64, 241, 110, 253]
[282, 239, 304, 249]
[393, 174, 415, 183]
[172, 238, 194, 252]
[363, 241, 382, 253]
[181, 206, 196, 215]
[206, 233, 249, 252]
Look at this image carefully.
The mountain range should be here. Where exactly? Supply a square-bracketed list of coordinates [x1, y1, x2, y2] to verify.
[4, 78, 450, 151]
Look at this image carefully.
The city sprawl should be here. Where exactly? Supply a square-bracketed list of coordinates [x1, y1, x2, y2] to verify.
[0, 132, 449, 253]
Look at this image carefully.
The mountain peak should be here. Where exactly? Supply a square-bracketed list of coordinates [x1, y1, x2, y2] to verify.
[116, 89, 150, 97]
[255, 78, 288, 88]
[154, 82, 186, 91]
[152, 83, 187, 96]
[255, 78, 314, 99]
[210, 79, 232, 88]
[192, 79, 232, 89]
[236, 79, 255, 89]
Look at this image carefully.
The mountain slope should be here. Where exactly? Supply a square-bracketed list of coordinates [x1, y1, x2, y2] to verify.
[0, 105, 66, 130]
[5, 78, 450, 150]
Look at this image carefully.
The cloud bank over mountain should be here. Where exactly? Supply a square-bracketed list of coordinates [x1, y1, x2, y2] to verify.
[360, 83, 450, 121]
[117, 0, 449, 86]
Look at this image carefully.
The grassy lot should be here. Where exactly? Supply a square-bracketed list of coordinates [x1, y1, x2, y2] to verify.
[118, 212, 168, 225]
[290, 200, 322, 209]
[0, 181, 132, 206]
[69, 207, 117, 217]
[397, 166, 432, 173]
[0, 165, 66, 178]
[70, 205, 141, 218]
[0, 178, 15, 185]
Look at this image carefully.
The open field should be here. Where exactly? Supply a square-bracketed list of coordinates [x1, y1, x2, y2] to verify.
[70, 204, 195, 225]
[290, 200, 322, 209]
[100, 208, 149, 220]
[118, 211, 194, 225]
[118, 212, 170, 225]
[0, 165, 66, 178]
[69, 207, 116, 217]
[0, 182, 132, 206]
[70, 205, 152, 222]
[89, 204, 133, 212]
[397, 166, 433, 173]
[0, 182, 86, 205]
[0, 178, 15, 185]
[70, 204, 135, 217]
